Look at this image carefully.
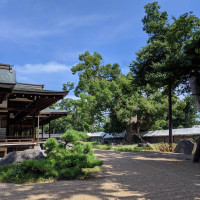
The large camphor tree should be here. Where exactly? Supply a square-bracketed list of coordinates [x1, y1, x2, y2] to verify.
[71, 51, 162, 143]
[70, 51, 199, 143]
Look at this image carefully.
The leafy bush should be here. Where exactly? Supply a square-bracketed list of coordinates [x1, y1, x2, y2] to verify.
[156, 143, 176, 152]
[60, 129, 88, 144]
[0, 130, 103, 183]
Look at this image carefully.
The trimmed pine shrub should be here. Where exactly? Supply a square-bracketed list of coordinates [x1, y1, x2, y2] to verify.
[0, 130, 103, 183]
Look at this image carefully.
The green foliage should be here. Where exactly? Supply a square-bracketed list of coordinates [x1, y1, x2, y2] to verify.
[0, 130, 103, 183]
[88, 142, 178, 153]
[90, 143, 153, 152]
[60, 129, 88, 144]
[46, 3, 200, 141]
[131, 2, 200, 92]
[153, 143, 177, 152]
[43, 138, 59, 155]
[116, 146, 153, 152]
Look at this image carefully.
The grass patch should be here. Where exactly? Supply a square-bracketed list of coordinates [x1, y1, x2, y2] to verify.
[85, 143, 154, 152]
[82, 166, 103, 174]
[113, 145, 153, 152]
[85, 142, 177, 152]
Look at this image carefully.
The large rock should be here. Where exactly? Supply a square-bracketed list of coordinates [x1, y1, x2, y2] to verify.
[0, 149, 45, 166]
[174, 139, 197, 155]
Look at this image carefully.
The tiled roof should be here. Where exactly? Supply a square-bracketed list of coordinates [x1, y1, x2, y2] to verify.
[40, 108, 68, 115]
[140, 127, 200, 137]
[103, 132, 126, 139]
[87, 132, 107, 137]
[0, 69, 16, 84]
[13, 83, 67, 94]
[87, 132, 126, 139]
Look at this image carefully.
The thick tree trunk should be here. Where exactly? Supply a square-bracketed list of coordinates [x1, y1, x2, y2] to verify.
[168, 84, 173, 152]
[189, 76, 200, 162]
[125, 123, 134, 144]
[125, 116, 137, 143]
[125, 116, 145, 143]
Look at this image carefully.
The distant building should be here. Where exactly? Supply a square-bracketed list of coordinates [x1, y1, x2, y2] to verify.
[103, 132, 126, 144]
[87, 127, 200, 144]
[140, 127, 200, 143]
[87, 132, 125, 144]
[87, 132, 106, 143]
[0, 63, 69, 156]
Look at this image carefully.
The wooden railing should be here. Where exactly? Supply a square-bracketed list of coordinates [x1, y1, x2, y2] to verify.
[0, 136, 34, 144]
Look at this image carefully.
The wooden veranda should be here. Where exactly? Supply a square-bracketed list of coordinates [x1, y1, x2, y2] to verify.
[0, 63, 69, 156]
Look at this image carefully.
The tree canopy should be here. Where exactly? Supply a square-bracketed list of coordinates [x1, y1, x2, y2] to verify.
[48, 2, 200, 146]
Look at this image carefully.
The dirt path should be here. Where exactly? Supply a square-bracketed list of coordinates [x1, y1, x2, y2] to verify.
[0, 150, 199, 200]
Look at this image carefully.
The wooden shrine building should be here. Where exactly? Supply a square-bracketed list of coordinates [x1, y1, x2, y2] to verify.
[0, 63, 68, 155]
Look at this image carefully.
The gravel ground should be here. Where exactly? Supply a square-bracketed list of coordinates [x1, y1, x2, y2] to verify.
[0, 150, 199, 200]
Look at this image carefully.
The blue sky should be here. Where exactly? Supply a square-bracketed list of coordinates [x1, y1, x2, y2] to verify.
[0, 0, 199, 98]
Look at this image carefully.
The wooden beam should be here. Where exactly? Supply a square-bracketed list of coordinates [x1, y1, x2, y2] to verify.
[0, 108, 33, 112]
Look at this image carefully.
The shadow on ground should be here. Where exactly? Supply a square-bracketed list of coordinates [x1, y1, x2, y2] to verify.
[0, 150, 199, 200]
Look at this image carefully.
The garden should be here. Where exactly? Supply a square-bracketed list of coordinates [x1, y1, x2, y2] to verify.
[0, 130, 103, 184]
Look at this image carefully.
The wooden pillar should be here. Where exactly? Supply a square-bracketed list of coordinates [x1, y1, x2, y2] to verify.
[32, 112, 35, 142]
[37, 115, 40, 145]
[6, 113, 9, 137]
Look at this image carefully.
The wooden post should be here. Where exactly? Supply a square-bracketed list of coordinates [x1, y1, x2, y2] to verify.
[6, 113, 9, 137]
[168, 84, 173, 152]
[37, 115, 40, 145]
[32, 112, 35, 142]
[4, 148, 7, 156]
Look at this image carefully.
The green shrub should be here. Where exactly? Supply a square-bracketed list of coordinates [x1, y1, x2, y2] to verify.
[60, 129, 88, 144]
[0, 130, 103, 184]
[156, 143, 176, 152]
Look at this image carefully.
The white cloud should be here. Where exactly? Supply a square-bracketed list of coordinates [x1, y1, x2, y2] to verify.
[15, 62, 71, 74]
